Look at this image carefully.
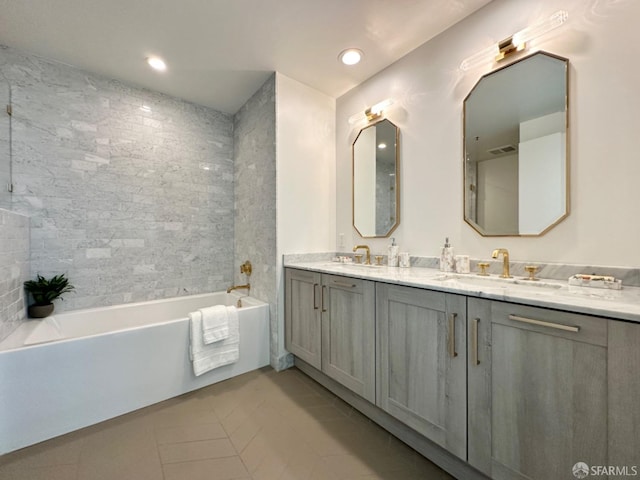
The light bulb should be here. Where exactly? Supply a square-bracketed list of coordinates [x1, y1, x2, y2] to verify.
[146, 56, 167, 72]
[339, 49, 363, 66]
[512, 10, 568, 46]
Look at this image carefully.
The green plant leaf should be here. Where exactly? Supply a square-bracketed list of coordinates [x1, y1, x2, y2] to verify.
[24, 273, 75, 306]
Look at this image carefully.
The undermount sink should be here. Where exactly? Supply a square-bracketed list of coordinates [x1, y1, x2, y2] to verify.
[432, 273, 562, 290]
[326, 262, 384, 270]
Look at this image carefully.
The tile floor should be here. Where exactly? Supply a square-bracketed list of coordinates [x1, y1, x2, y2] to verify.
[0, 367, 454, 480]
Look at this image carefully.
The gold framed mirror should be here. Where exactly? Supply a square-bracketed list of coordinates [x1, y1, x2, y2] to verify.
[463, 51, 569, 236]
[352, 119, 399, 238]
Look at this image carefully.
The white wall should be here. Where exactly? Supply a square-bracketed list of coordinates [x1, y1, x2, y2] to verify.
[336, 0, 640, 268]
[276, 73, 336, 367]
[478, 155, 518, 234]
[519, 132, 566, 234]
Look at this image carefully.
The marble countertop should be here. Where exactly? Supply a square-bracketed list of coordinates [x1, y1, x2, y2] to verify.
[284, 261, 640, 323]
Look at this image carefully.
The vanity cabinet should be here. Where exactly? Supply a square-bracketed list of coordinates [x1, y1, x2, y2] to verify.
[285, 268, 376, 402]
[467, 298, 609, 479]
[376, 283, 467, 460]
[285, 269, 322, 369]
[285, 265, 640, 480]
[608, 320, 640, 468]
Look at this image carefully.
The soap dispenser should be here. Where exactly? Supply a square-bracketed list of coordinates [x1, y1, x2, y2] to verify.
[388, 237, 399, 267]
[440, 237, 455, 272]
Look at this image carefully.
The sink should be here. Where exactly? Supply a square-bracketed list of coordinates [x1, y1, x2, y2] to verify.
[432, 273, 562, 290]
[325, 262, 384, 271]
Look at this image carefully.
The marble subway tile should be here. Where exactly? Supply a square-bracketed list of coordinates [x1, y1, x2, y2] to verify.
[0, 208, 29, 342]
[0, 45, 235, 313]
[233, 75, 278, 368]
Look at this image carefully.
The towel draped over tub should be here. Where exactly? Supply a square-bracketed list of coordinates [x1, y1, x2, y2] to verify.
[189, 306, 239, 376]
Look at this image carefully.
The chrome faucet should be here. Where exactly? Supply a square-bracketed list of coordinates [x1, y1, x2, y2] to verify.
[353, 245, 371, 265]
[491, 248, 512, 278]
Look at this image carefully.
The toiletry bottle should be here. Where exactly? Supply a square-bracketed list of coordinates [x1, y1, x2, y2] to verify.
[440, 237, 455, 272]
[388, 237, 399, 267]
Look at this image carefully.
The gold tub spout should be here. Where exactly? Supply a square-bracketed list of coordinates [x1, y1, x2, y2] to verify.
[227, 283, 250, 294]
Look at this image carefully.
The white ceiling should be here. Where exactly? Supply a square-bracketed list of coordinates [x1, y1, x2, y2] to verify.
[0, 0, 492, 114]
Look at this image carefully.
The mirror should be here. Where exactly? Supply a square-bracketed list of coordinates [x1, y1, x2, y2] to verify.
[464, 51, 568, 236]
[353, 119, 399, 237]
[0, 80, 10, 210]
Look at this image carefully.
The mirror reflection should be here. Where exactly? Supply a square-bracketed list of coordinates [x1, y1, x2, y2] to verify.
[353, 119, 399, 237]
[464, 51, 568, 236]
[0, 80, 9, 210]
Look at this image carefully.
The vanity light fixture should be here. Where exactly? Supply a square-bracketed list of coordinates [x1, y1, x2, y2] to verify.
[459, 10, 568, 71]
[339, 48, 364, 66]
[348, 98, 394, 125]
[146, 56, 167, 72]
[378, 142, 387, 149]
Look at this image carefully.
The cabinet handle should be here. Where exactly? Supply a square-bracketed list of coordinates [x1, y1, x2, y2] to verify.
[331, 281, 357, 288]
[508, 314, 580, 333]
[472, 318, 480, 366]
[313, 283, 319, 310]
[448, 313, 458, 358]
[321, 285, 327, 312]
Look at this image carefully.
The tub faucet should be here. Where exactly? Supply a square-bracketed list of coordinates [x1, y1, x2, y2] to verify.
[227, 283, 250, 294]
[353, 245, 371, 265]
[491, 248, 512, 278]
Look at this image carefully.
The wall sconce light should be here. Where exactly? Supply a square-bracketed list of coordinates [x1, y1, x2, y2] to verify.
[348, 98, 394, 125]
[460, 10, 568, 71]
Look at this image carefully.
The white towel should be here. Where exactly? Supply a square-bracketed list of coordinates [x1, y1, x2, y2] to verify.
[200, 305, 234, 344]
[189, 310, 239, 377]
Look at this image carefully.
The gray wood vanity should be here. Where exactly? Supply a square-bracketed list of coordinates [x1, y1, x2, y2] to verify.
[284, 262, 640, 480]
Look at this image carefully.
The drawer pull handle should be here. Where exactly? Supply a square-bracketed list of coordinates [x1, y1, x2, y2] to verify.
[448, 313, 458, 358]
[508, 314, 580, 333]
[321, 285, 327, 313]
[313, 283, 319, 310]
[472, 318, 480, 366]
[332, 281, 357, 288]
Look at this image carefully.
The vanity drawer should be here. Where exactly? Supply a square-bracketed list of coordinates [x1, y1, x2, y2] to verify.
[490, 301, 607, 346]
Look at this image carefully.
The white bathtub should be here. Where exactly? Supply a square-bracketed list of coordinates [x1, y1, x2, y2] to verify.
[0, 292, 270, 455]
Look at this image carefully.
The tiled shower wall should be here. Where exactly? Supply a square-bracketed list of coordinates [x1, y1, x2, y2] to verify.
[0, 45, 235, 311]
[233, 75, 278, 368]
[0, 208, 29, 341]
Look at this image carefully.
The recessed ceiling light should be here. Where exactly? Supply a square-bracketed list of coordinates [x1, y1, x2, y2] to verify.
[146, 56, 167, 72]
[339, 48, 363, 66]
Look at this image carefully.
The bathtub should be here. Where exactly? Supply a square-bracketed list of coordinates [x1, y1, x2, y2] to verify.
[0, 292, 270, 455]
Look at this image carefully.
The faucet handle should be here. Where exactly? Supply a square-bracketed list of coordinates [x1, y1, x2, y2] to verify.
[524, 265, 539, 281]
[240, 260, 252, 276]
[354, 254, 363, 264]
[374, 255, 384, 266]
[477, 262, 490, 276]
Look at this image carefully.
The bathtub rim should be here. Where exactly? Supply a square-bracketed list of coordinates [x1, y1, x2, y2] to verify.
[0, 291, 266, 353]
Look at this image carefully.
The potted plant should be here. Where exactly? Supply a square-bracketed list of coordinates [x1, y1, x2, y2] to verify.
[24, 274, 75, 318]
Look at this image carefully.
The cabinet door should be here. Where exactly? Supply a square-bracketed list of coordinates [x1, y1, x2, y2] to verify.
[468, 299, 608, 479]
[376, 283, 467, 459]
[321, 274, 375, 403]
[285, 268, 322, 370]
[608, 320, 640, 469]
